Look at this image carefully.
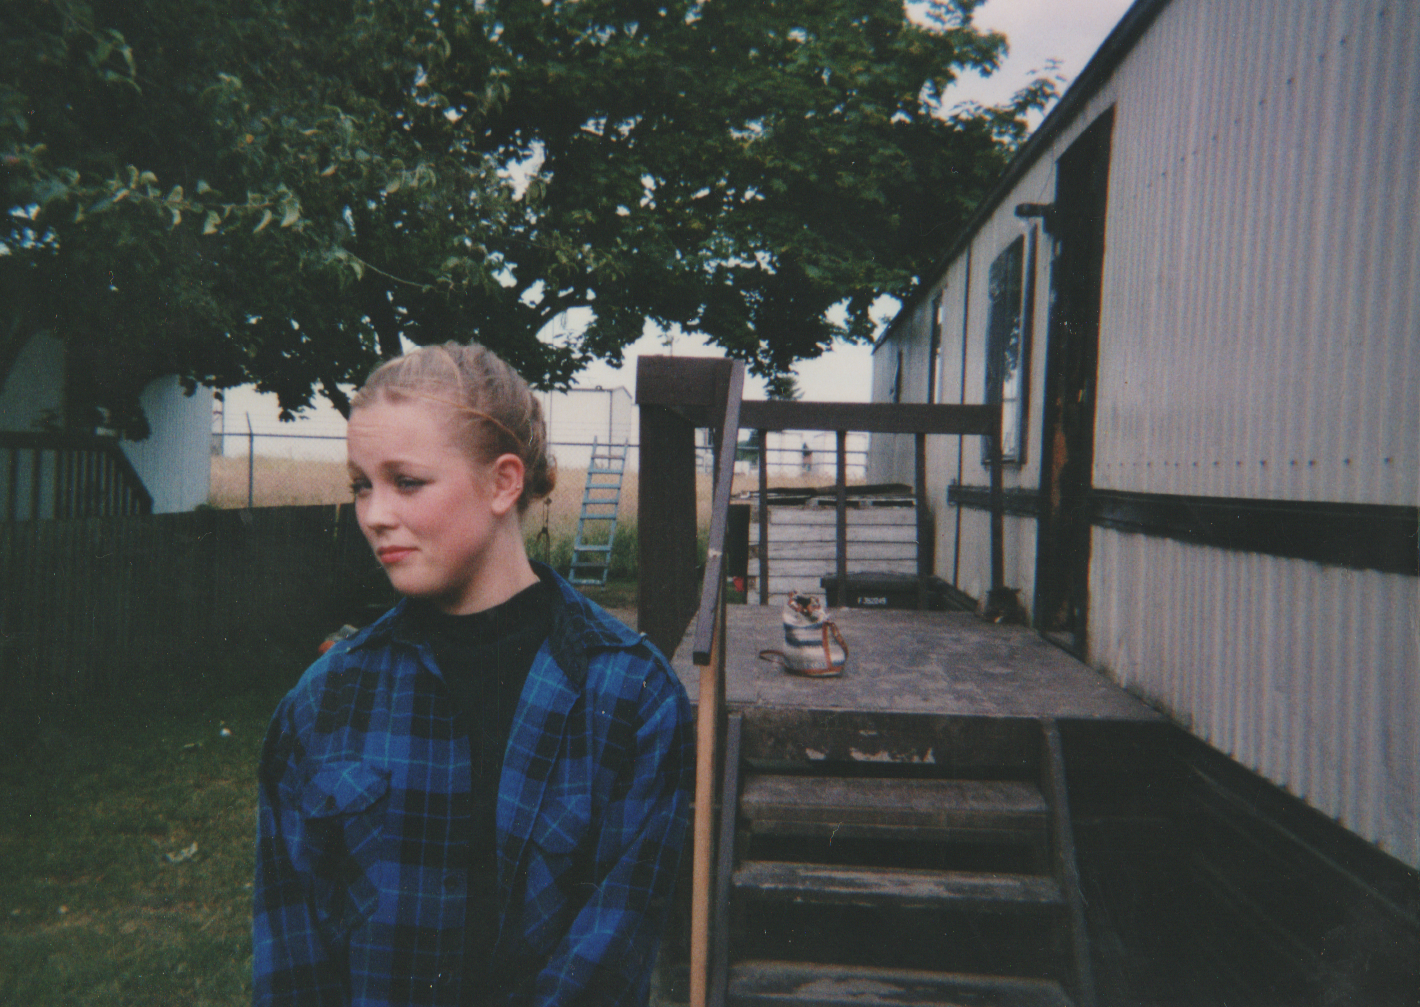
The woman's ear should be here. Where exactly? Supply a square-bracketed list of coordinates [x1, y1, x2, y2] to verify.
[488, 454, 526, 516]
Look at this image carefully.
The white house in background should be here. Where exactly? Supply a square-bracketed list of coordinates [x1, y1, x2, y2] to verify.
[117, 375, 212, 513]
[537, 386, 635, 470]
[214, 384, 349, 462]
[215, 376, 877, 477]
[0, 329, 65, 433]
[0, 332, 212, 515]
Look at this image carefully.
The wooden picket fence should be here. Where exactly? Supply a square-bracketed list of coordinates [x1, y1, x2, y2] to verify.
[0, 505, 385, 706]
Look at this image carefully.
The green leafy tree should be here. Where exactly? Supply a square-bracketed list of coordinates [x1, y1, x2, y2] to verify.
[2, 0, 1051, 432]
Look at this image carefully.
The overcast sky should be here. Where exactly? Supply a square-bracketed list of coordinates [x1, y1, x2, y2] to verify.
[574, 0, 1138, 402]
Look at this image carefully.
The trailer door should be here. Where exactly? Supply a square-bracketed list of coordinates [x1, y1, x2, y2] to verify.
[1034, 109, 1114, 655]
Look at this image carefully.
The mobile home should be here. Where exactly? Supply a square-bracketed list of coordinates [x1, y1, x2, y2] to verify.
[869, 0, 1417, 922]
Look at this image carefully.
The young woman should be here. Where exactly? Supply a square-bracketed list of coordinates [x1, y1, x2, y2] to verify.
[253, 343, 693, 1006]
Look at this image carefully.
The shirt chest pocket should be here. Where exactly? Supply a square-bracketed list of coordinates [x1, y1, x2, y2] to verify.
[300, 762, 390, 939]
[522, 788, 594, 948]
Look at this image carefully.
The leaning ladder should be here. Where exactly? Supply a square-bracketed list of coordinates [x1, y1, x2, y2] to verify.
[568, 437, 630, 586]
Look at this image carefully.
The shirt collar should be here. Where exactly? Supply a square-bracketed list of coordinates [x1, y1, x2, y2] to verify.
[345, 561, 642, 686]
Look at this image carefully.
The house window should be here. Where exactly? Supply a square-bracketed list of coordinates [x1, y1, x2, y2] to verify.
[891, 349, 903, 404]
[983, 236, 1028, 462]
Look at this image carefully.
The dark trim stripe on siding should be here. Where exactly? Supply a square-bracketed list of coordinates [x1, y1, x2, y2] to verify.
[948, 484, 1042, 519]
[947, 484, 1418, 576]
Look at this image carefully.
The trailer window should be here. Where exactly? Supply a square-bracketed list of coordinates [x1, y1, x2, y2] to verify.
[984, 236, 1026, 463]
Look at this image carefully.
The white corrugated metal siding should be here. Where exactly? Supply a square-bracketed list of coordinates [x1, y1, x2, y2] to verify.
[869, 0, 1419, 868]
[1092, 528, 1418, 867]
[1096, 0, 1419, 505]
[868, 287, 940, 485]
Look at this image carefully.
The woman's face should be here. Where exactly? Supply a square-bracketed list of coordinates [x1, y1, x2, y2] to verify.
[347, 396, 512, 614]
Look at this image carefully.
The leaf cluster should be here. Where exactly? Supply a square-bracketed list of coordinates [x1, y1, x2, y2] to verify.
[2, 0, 1055, 431]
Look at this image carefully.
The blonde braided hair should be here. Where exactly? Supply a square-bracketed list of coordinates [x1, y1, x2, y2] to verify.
[351, 342, 556, 512]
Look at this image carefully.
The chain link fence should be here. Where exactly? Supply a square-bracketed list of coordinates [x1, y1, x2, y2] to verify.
[209, 427, 868, 509]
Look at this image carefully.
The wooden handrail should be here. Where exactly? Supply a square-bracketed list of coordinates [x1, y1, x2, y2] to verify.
[739, 400, 995, 435]
[687, 361, 743, 1007]
[690, 364, 745, 664]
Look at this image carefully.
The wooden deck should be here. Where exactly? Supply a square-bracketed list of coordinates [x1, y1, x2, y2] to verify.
[670, 604, 1160, 723]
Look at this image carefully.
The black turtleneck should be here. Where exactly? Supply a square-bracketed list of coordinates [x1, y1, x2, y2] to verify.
[409, 576, 553, 1001]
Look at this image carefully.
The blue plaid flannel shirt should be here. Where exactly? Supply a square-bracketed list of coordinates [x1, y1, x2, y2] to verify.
[253, 566, 693, 1006]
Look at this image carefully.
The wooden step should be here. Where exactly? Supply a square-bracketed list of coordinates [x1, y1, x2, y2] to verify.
[734, 861, 1063, 912]
[740, 775, 1048, 845]
[738, 709, 1038, 775]
[728, 961, 1073, 1007]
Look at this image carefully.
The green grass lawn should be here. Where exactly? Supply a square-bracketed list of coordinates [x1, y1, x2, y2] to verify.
[0, 637, 305, 1006]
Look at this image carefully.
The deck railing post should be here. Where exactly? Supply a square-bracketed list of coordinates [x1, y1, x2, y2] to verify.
[246, 414, 255, 510]
[835, 430, 848, 608]
[636, 404, 700, 658]
[31, 446, 43, 520]
[757, 429, 769, 605]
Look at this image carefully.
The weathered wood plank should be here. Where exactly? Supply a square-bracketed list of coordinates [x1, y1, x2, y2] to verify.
[740, 774, 1047, 838]
[739, 400, 997, 436]
[766, 542, 917, 562]
[767, 559, 918, 579]
[766, 524, 917, 543]
[635, 355, 735, 422]
[768, 509, 916, 526]
[734, 709, 1038, 772]
[764, 575, 924, 597]
[733, 861, 1064, 911]
[727, 961, 1073, 1007]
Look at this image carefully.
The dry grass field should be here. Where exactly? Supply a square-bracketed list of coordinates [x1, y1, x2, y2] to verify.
[211, 456, 853, 535]
[209, 456, 353, 509]
[211, 455, 863, 588]
[209, 457, 643, 541]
